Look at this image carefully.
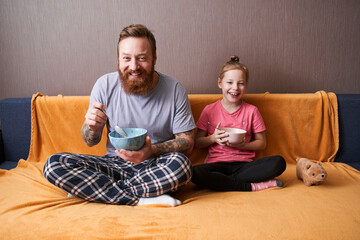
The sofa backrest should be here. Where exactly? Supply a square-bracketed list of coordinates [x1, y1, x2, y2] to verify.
[1, 93, 359, 170]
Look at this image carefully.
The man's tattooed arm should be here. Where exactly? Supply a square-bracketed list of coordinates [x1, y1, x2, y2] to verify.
[81, 123, 103, 147]
[152, 129, 195, 157]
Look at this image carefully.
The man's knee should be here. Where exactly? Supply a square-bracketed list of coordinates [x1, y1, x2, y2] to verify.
[177, 152, 191, 167]
[171, 152, 193, 182]
[43, 153, 65, 179]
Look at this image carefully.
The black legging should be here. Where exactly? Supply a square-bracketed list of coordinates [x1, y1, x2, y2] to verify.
[191, 155, 286, 191]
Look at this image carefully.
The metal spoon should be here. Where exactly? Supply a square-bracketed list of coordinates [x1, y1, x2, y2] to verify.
[98, 108, 128, 137]
[208, 122, 221, 130]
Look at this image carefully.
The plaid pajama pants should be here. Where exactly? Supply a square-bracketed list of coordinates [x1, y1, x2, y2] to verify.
[43, 152, 192, 205]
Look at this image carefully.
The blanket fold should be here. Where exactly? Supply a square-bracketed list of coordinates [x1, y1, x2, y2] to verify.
[27, 93, 107, 163]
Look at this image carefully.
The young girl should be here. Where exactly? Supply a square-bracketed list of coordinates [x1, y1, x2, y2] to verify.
[191, 55, 286, 192]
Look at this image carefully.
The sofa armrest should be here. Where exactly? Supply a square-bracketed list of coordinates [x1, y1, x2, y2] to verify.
[0, 98, 32, 170]
[0, 128, 4, 163]
[335, 94, 360, 170]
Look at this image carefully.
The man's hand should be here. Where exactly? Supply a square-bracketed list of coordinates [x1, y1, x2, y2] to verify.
[81, 102, 107, 147]
[115, 136, 154, 164]
[84, 102, 107, 132]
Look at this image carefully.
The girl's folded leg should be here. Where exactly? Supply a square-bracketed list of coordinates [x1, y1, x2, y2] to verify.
[251, 179, 283, 191]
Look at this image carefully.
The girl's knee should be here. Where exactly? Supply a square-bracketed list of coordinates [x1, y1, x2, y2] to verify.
[190, 165, 201, 184]
[192, 164, 205, 177]
[273, 155, 287, 172]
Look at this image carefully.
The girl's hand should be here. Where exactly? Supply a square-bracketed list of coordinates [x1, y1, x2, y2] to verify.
[225, 136, 246, 148]
[211, 122, 229, 146]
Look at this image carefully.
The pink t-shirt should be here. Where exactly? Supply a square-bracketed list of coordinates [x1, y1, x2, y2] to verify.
[197, 100, 266, 164]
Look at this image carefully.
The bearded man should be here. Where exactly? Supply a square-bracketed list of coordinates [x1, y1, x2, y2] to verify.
[43, 24, 195, 206]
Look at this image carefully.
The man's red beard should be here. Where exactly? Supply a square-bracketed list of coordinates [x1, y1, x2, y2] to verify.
[118, 66, 155, 96]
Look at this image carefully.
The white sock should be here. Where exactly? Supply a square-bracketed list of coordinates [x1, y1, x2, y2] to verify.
[137, 194, 181, 207]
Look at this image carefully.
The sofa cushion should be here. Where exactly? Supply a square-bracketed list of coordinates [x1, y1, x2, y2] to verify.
[0, 98, 31, 170]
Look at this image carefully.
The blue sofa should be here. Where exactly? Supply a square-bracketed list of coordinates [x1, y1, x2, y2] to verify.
[1, 93, 360, 240]
[1, 94, 359, 171]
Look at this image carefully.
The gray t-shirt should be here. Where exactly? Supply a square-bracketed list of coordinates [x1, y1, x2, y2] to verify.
[89, 71, 196, 156]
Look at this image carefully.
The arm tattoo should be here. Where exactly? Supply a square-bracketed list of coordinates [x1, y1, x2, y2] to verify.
[81, 124, 102, 147]
[153, 130, 194, 157]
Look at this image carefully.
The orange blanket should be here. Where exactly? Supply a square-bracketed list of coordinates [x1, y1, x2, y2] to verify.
[189, 91, 339, 164]
[0, 92, 359, 240]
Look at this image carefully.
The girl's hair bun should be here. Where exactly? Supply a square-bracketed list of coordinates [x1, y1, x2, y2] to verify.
[219, 55, 249, 81]
[230, 55, 240, 62]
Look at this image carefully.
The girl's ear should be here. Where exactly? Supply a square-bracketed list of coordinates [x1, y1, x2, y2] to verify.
[217, 78, 222, 89]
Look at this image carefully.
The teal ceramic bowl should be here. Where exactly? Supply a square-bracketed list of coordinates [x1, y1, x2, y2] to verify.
[108, 128, 147, 151]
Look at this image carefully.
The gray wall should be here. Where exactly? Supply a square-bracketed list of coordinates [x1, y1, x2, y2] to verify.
[1, 0, 359, 99]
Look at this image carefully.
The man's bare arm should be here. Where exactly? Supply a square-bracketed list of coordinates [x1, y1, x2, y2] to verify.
[152, 129, 195, 157]
[81, 123, 104, 147]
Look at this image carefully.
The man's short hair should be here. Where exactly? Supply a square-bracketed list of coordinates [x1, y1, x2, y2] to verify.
[118, 24, 157, 58]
